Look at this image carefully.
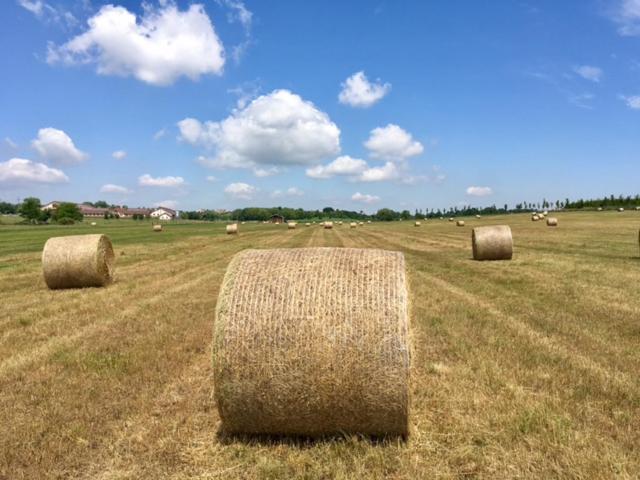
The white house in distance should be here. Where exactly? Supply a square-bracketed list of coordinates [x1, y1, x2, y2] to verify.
[150, 207, 177, 221]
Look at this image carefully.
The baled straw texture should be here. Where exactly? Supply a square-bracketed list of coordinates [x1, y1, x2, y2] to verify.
[472, 225, 513, 261]
[324, 221, 334, 229]
[153, 224, 162, 232]
[546, 217, 558, 226]
[213, 247, 410, 437]
[42, 234, 114, 289]
[457, 220, 465, 227]
[288, 222, 297, 229]
[350, 222, 357, 228]
[449, 218, 454, 222]
[415, 221, 421, 227]
[226, 224, 238, 234]
[532, 215, 540, 221]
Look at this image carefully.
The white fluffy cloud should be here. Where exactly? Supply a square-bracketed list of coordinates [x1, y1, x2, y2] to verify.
[47, 3, 225, 86]
[338, 71, 391, 108]
[253, 166, 280, 177]
[364, 124, 423, 161]
[351, 192, 380, 204]
[466, 186, 493, 197]
[224, 182, 256, 200]
[612, 0, 640, 36]
[100, 183, 130, 194]
[18, 0, 43, 16]
[31, 127, 88, 164]
[573, 65, 603, 82]
[306, 155, 367, 179]
[112, 150, 127, 160]
[620, 94, 640, 109]
[356, 162, 399, 182]
[178, 89, 340, 169]
[138, 174, 185, 187]
[0, 158, 68, 185]
[272, 187, 303, 198]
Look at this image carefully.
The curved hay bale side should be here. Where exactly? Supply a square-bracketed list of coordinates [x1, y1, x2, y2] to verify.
[448, 217, 454, 222]
[42, 234, 114, 289]
[213, 247, 410, 437]
[415, 221, 421, 227]
[226, 224, 238, 234]
[288, 222, 297, 229]
[153, 224, 162, 232]
[350, 222, 357, 228]
[456, 220, 465, 227]
[532, 215, 540, 221]
[546, 217, 558, 226]
[472, 225, 513, 261]
[324, 221, 334, 229]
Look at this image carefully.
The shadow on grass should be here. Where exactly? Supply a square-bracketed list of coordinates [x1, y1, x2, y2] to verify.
[216, 430, 407, 448]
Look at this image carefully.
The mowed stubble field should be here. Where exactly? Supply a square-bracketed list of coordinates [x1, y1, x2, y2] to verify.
[1, 212, 639, 479]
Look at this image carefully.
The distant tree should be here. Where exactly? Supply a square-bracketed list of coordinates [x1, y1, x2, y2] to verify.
[0, 201, 17, 214]
[94, 200, 109, 208]
[400, 210, 412, 220]
[375, 208, 399, 222]
[19, 197, 44, 223]
[53, 203, 83, 223]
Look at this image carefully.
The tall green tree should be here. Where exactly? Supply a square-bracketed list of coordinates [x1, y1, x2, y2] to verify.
[53, 203, 83, 223]
[19, 197, 43, 223]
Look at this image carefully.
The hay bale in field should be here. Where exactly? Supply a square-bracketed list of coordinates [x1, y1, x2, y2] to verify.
[457, 220, 465, 227]
[415, 221, 421, 227]
[635, 206, 640, 211]
[350, 222, 357, 228]
[338, 221, 343, 225]
[448, 218, 454, 222]
[619, 207, 625, 212]
[531, 215, 540, 221]
[288, 222, 297, 229]
[42, 234, 114, 289]
[597, 207, 603, 211]
[226, 224, 238, 234]
[476, 215, 481, 219]
[324, 221, 333, 229]
[305, 222, 311, 226]
[359, 221, 364, 226]
[213, 247, 410, 437]
[153, 224, 162, 232]
[472, 225, 513, 261]
[90, 222, 97, 226]
[367, 220, 372, 224]
[546, 217, 558, 226]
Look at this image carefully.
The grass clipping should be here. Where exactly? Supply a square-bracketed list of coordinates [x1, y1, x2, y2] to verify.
[42, 234, 114, 289]
[213, 247, 410, 437]
[472, 225, 513, 261]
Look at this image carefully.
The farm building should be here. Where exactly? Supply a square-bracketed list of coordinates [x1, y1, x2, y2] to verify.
[269, 214, 285, 224]
[150, 207, 177, 221]
[78, 205, 110, 218]
[41, 201, 61, 211]
[114, 207, 151, 219]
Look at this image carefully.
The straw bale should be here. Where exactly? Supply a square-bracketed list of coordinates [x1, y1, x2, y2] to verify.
[226, 224, 238, 234]
[153, 224, 162, 232]
[213, 247, 410, 436]
[42, 234, 114, 289]
[448, 218, 454, 222]
[90, 222, 97, 226]
[288, 222, 297, 229]
[456, 220, 465, 227]
[414, 221, 421, 227]
[532, 215, 539, 221]
[472, 225, 513, 261]
[619, 208, 625, 212]
[546, 217, 558, 226]
[324, 221, 334, 229]
[350, 222, 357, 228]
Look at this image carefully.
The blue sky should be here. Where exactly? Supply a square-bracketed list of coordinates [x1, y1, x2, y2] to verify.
[1, 0, 639, 212]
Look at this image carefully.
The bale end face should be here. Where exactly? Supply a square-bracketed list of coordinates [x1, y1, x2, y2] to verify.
[153, 224, 162, 232]
[546, 217, 558, 226]
[324, 222, 334, 229]
[226, 224, 238, 234]
[213, 247, 410, 437]
[472, 225, 513, 261]
[414, 222, 421, 227]
[456, 220, 465, 227]
[42, 234, 115, 289]
[288, 223, 297, 229]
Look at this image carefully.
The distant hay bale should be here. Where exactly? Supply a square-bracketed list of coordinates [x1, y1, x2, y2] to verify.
[42, 234, 114, 289]
[324, 221, 333, 229]
[532, 215, 540, 221]
[226, 224, 238, 234]
[90, 222, 97, 226]
[619, 207, 625, 212]
[472, 225, 513, 261]
[338, 221, 343, 225]
[241, 222, 246, 225]
[153, 224, 162, 232]
[415, 221, 421, 227]
[636, 206, 640, 211]
[213, 247, 410, 437]
[288, 222, 297, 229]
[448, 218, 454, 222]
[546, 217, 558, 226]
[305, 222, 311, 226]
[456, 220, 465, 227]
[359, 221, 364, 226]
[597, 207, 603, 211]
[476, 215, 481, 219]
[350, 222, 357, 228]
[367, 220, 372, 224]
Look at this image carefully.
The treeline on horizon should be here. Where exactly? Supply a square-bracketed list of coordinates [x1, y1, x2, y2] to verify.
[1, 193, 639, 222]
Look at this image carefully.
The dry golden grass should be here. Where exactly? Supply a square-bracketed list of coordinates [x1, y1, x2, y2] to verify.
[1, 212, 639, 479]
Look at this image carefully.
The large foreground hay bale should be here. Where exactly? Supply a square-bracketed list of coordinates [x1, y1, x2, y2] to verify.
[213, 248, 410, 437]
[153, 224, 162, 232]
[226, 224, 238, 234]
[546, 217, 558, 226]
[324, 221, 334, 229]
[456, 220, 465, 227]
[42, 234, 114, 289]
[472, 225, 513, 261]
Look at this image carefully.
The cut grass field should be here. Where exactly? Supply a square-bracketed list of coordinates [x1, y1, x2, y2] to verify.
[1, 212, 639, 479]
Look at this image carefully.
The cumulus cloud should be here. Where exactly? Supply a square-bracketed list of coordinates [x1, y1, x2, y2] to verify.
[338, 71, 391, 108]
[466, 186, 493, 197]
[47, 3, 225, 86]
[153, 128, 168, 140]
[0, 158, 68, 185]
[352, 192, 380, 204]
[610, 0, 640, 36]
[620, 94, 640, 109]
[218, 0, 253, 62]
[253, 166, 280, 177]
[31, 127, 88, 164]
[356, 161, 399, 182]
[364, 124, 423, 161]
[271, 186, 303, 198]
[306, 155, 367, 179]
[18, 0, 43, 16]
[178, 89, 340, 169]
[224, 182, 255, 200]
[17, 0, 76, 25]
[573, 65, 603, 82]
[112, 150, 127, 160]
[138, 174, 185, 187]
[100, 183, 131, 194]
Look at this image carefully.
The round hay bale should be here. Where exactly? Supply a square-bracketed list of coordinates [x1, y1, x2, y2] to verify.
[543, 210, 548, 215]
[350, 222, 357, 228]
[531, 215, 540, 221]
[153, 224, 162, 232]
[359, 222, 364, 226]
[448, 217, 454, 222]
[241, 222, 246, 225]
[226, 224, 238, 235]
[367, 220, 372, 224]
[472, 225, 513, 261]
[288, 222, 297, 229]
[324, 221, 333, 229]
[305, 222, 311, 226]
[213, 247, 410, 437]
[475, 215, 481, 219]
[42, 234, 114, 289]
[338, 221, 343, 225]
[635, 206, 640, 211]
[546, 217, 558, 226]
[456, 220, 465, 227]
[414, 221, 421, 227]
[619, 207, 625, 212]
[597, 207, 603, 211]
[90, 222, 97, 226]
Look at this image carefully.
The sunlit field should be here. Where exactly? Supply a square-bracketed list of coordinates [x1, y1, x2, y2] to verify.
[1, 211, 639, 479]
